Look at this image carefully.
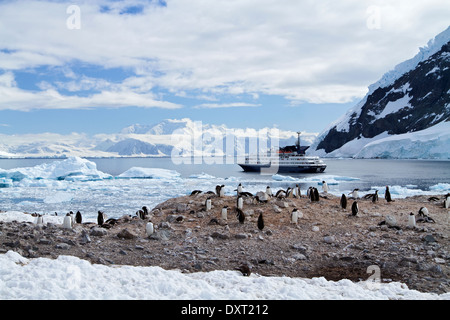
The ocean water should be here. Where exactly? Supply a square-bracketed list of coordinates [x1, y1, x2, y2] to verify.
[0, 157, 449, 221]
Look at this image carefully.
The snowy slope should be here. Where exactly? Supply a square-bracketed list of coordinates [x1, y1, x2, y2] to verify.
[311, 26, 450, 159]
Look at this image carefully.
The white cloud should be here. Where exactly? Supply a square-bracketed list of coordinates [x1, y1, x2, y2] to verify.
[0, 0, 449, 108]
[194, 102, 261, 109]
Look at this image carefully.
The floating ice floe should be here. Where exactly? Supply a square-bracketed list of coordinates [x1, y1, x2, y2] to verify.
[117, 167, 181, 180]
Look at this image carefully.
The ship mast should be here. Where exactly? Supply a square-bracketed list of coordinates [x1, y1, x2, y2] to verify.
[296, 131, 301, 153]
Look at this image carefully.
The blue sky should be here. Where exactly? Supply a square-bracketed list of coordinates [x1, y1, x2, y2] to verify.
[0, 0, 449, 135]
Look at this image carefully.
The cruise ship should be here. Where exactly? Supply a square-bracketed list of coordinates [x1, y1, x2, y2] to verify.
[237, 132, 327, 174]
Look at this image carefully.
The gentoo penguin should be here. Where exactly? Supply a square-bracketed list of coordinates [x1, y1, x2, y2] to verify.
[205, 197, 212, 211]
[236, 208, 245, 224]
[69, 211, 75, 226]
[215, 185, 221, 197]
[145, 222, 154, 236]
[444, 194, 450, 209]
[36, 214, 44, 225]
[235, 264, 251, 276]
[257, 213, 264, 230]
[294, 184, 301, 198]
[219, 185, 225, 197]
[63, 213, 72, 229]
[236, 183, 243, 194]
[190, 190, 202, 196]
[275, 189, 286, 199]
[237, 196, 243, 210]
[75, 211, 82, 224]
[221, 206, 228, 220]
[291, 208, 299, 224]
[349, 188, 359, 199]
[408, 212, 416, 228]
[266, 186, 273, 197]
[322, 181, 329, 193]
[340, 194, 348, 210]
[418, 207, 429, 217]
[372, 190, 379, 203]
[351, 201, 359, 216]
[385, 186, 393, 202]
[286, 187, 294, 198]
[313, 187, 320, 202]
[142, 206, 149, 218]
[417, 207, 435, 223]
[97, 210, 106, 226]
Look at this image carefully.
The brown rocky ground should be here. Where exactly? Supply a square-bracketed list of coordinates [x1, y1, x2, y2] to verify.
[1, 192, 449, 295]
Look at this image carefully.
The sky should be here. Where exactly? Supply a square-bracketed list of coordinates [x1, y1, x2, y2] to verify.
[0, 0, 449, 135]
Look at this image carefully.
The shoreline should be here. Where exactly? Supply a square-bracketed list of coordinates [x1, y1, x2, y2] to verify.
[1, 192, 449, 296]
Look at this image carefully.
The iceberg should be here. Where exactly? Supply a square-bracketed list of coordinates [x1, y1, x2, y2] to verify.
[0, 157, 112, 184]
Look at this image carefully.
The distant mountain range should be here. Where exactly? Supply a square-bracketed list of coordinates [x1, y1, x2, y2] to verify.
[310, 26, 450, 159]
[0, 118, 317, 158]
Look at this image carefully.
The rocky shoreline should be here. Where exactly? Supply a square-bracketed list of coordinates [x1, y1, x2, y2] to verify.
[1, 192, 449, 295]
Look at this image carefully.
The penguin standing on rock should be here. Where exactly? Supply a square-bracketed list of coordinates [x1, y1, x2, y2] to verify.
[236, 208, 245, 224]
[237, 195, 243, 210]
[205, 197, 212, 211]
[75, 211, 82, 224]
[257, 213, 264, 230]
[385, 186, 393, 202]
[266, 186, 273, 197]
[340, 194, 348, 210]
[63, 213, 72, 229]
[351, 201, 359, 216]
[291, 208, 299, 224]
[444, 194, 450, 209]
[146, 222, 154, 236]
[294, 184, 301, 198]
[372, 190, 379, 203]
[349, 188, 359, 199]
[221, 206, 228, 220]
[97, 211, 106, 226]
[322, 181, 329, 193]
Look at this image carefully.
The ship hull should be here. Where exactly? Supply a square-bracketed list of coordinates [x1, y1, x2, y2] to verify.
[238, 163, 326, 173]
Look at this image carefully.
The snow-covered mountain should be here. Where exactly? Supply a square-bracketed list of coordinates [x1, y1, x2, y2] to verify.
[311, 26, 450, 159]
[0, 118, 318, 158]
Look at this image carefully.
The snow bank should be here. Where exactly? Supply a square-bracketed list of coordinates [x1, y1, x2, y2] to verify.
[272, 174, 359, 185]
[117, 167, 181, 180]
[0, 157, 112, 183]
[1, 251, 448, 300]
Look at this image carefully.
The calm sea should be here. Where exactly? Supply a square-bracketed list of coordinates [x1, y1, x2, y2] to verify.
[0, 157, 449, 192]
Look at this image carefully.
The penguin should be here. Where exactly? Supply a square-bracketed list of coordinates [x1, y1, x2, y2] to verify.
[351, 201, 358, 216]
[221, 206, 228, 220]
[275, 189, 286, 199]
[219, 185, 225, 197]
[75, 211, 82, 224]
[190, 190, 202, 196]
[235, 264, 251, 276]
[444, 194, 450, 209]
[340, 194, 347, 210]
[372, 190, 379, 203]
[294, 184, 301, 198]
[237, 196, 243, 210]
[313, 187, 320, 202]
[236, 183, 243, 194]
[205, 197, 212, 211]
[240, 191, 254, 197]
[266, 186, 273, 197]
[307, 187, 312, 199]
[385, 186, 393, 202]
[257, 213, 264, 230]
[236, 208, 245, 224]
[418, 207, 429, 217]
[215, 185, 221, 197]
[146, 222, 154, 236]
[63, 213, 72, 229]
[291, 208, 299, 224]
[349, 188, 359, 199]
[142, 206, 149, 218]
[408, 212, 416, 228]
[322, 181, 329, 193]
[97, 210, 106, 226]
[286, 187, 294, 198]
[69, 211, 75, 226]
[137, 209, 145, 220]
[36, 214, 44, 225]
[428, 196, 440, 202]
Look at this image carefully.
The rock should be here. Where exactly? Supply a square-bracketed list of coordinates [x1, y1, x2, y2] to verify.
[385, 215, 397, 227]
[90, 227, 107, 237]
[211, 232, 229, 240]
[38, 238, 52, 245]
[312, 226, 320, 232]
[323, 236, 335, 244]
[117, 228, 137, 239]
[55, 242, 71, 250]
[290, 243, 308, 253]
[292, 253, 307, 260]
[423, 234, 437, 243]
[176, 203, 188, 213]
[80, 230, 91, 244]
[149, 229, 171, 241]
[235, 233, 248, 239]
